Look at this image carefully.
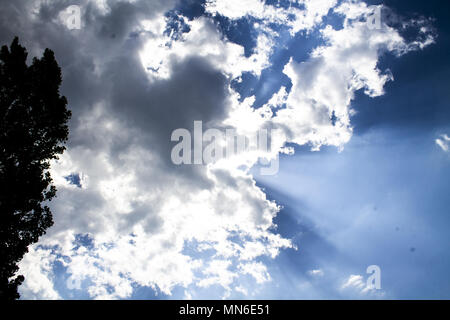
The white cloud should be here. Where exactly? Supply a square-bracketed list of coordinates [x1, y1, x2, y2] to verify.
[234, 285, 249, 296]
[18, 247, 61, 300]
[308, 269, 324, 277]
[342, 274, 364, 289]
[341, 274, 385, 297]
[205, 0, 266, 20]
[140, 16, 273, 80]
[269, 0, 434, 152]
[238, 262, 271, 284]
[436, 134, 450, 152]
[205, 0, 337, 35]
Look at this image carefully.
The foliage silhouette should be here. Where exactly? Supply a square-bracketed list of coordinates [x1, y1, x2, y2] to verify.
[0, 37, 71, 299]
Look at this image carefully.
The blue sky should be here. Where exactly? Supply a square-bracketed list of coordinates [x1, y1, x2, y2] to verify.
[255, 130, 450, 299]
[1, 0, 448, 299]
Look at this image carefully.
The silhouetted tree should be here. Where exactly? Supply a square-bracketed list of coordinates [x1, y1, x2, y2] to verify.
[0, 38, 71, 300]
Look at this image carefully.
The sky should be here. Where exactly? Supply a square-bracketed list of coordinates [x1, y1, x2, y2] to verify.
[0, 0, 448, 299]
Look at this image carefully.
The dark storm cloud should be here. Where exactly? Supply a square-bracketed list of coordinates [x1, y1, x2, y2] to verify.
[0, 0, 231, 185]
[106, 53, 229, 153]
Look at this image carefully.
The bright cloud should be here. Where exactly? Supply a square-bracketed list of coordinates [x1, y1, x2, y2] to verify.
[436, 134, 450, 152]
[341, 274, 385, 298]
[308, 269, 324, 277]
